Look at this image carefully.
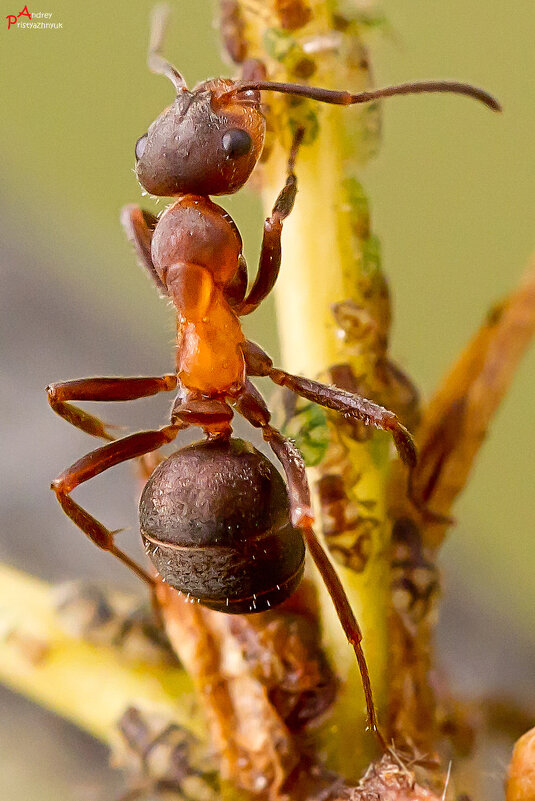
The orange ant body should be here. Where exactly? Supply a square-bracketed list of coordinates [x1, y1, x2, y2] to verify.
[47, 7, 499, 745]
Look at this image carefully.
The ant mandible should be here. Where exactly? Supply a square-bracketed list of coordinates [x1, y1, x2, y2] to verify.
[47, 6, 500, 747]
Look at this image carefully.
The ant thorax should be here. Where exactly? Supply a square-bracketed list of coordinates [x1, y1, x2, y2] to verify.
[151, 196, 242, 286]
[151, 197, 246, 394]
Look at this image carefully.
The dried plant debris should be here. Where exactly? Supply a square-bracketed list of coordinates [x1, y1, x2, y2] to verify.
[111, 706, 219, 801]
[342, 753, 444, 801]
[111, 709, 447, 801]
[54, 580, 179, 666]
[390, 519, 440, 631]
[219, 0, 248, 64]
[393, 258, 535, 545]
[387, 258, 535, 753]
[157, 580, 337, 798]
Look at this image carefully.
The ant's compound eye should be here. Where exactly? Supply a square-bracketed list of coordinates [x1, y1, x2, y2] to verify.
[135, 133, 148, 162]
[221, 129, 253, 159]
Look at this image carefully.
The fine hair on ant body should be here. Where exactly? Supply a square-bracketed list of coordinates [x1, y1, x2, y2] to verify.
[47, 5, 500, 747]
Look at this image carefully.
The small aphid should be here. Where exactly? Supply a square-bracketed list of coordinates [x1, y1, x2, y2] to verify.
[47, 5, 500, 748]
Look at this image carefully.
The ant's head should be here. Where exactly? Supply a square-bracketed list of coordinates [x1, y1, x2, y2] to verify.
[135, 8, 265, 197]
[135, 79, 266, 197]
[136, 5, 501, 198]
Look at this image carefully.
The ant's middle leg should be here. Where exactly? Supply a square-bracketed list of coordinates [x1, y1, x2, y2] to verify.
[52, 424, 182, 585]
[47, 375, 177, 441]
[237, 128, 304, 316]
[243, 340, 416, 468]
[234, 382, 385, 747]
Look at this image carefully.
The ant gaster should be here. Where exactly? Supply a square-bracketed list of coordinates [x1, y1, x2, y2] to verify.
[47, 6, 500, 747]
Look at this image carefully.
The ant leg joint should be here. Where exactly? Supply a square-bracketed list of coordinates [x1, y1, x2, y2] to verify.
[242, 341, 273, 376]
[293, 510, 315, 529]
[234, 380, 271, 428]
[161, 424, 180, 442]
[52, 487, 113, 551]
[269, 368, 286, 384]
[46, 383, 58, 402]
[162, 374, 178, 391]
[51, 476, 74, 495]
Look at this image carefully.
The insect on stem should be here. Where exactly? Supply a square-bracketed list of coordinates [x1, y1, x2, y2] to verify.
[48, 5, 501, 755]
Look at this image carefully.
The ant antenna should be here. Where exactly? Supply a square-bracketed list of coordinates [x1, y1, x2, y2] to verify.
[147, 4, 188, 92]
[230, 79, 501, 112]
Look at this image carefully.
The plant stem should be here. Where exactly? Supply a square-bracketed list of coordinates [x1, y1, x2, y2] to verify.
[264, 138, 391, 775]
[0, 564, 199, 743]
[224, 0, 401, 775]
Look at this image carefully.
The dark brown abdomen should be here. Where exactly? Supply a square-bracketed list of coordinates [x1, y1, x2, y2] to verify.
[139, 439, 306, 613]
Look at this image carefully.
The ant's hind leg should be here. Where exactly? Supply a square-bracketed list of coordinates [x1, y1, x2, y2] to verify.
[52, 425, 181, 585]
[234, 382, 385, 747]
[266, 428, 385, 747]
[121, 205, 168, 297]
[243, 340, 416, 468]
[237, 128, 304, 315]
[47, 375, 177, 441]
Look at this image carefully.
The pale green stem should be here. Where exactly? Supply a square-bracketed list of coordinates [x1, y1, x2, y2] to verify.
[225, 0, 393, 777]
[263, 119, 391, 778]
[0, 564, 200, 743]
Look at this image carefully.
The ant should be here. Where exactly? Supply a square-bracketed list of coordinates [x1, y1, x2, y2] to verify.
[47, 6, 500, 748]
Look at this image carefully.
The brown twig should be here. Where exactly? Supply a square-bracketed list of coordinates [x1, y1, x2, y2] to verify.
[156, 579, 337, 799]
[388, 256, 535, 751]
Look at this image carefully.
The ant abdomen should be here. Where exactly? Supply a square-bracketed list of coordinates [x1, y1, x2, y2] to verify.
[139, 438, 306, 613]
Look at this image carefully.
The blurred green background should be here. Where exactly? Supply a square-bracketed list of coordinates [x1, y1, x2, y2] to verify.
[1, 1, 534, 799]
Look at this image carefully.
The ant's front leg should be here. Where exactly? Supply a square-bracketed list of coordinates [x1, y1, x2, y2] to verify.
[237, 128, 304, 316]
[51, 425, 182, 585]
[243, 341, 416, 468]
[47, 375, 177, 441]
[121, 205, 168, 297]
